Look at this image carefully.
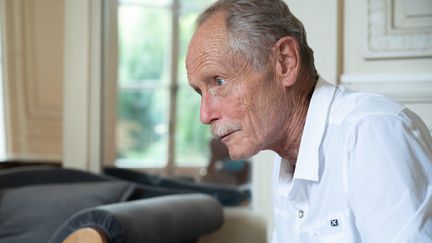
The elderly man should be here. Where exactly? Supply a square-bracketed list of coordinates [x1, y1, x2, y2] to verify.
[186, 0, 432, 242]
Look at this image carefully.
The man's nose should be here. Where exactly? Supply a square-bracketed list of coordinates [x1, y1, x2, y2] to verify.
[200, 94, 220, 124]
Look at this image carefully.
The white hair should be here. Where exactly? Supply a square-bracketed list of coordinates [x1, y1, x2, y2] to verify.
[196, 0, 317, 78]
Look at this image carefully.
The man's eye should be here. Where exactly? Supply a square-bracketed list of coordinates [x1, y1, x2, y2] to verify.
[215, 77, 226, 86]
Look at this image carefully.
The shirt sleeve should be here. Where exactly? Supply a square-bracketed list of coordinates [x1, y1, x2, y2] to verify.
[346, 109, 432, 243]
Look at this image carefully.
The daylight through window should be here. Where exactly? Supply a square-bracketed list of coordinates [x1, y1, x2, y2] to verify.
[116, 0, 213, 169]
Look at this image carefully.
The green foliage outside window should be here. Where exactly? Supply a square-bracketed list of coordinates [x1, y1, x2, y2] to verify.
[117, 1, 211, 167]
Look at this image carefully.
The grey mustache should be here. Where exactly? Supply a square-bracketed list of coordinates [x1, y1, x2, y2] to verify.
[211, 122, 241, 139]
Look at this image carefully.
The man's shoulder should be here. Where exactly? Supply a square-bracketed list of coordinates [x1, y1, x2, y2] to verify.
[329, 86, 406, 125]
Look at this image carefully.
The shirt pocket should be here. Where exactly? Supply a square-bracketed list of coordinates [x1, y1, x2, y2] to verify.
[300, 212, 357, 243]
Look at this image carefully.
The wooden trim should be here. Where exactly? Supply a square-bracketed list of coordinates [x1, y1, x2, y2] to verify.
[88, 0, 103, 173]
[101, 0, 118, 167]
[2, 0, 27, 157]
[166, 0, 180, 176]
[0, 0, 7, 160]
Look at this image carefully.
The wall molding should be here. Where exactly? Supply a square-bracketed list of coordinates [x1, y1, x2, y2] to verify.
[340, 74, 432, 103]
[365, 0, 432, 59]
[23, 0, 64, 121]
[2, 0, 63, 159]
[22, 0, 64, 121]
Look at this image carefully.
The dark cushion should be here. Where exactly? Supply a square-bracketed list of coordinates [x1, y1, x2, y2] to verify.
[104, 167, 251, 206]
[0, 181, 134, 243]
[50, 194, 224, 243]
[0, 167, 113, 190]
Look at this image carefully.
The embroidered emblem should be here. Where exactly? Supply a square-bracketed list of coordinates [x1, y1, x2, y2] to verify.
[330, 219, 339, 227]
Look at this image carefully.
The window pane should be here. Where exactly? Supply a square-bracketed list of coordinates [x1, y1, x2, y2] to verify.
[119, 0, 172, 8]
[180, 0, 214, 14]
[118, 4, 170, 85]
[116, 2, 171, 167]
[116, 0, 215, 168]
[175, 86, 211, 166]
[175, 3, 213, 167]
[177, 9, 197, 86]
[116, 89, 169, 167]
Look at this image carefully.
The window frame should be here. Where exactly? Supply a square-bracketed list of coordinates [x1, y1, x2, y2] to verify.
[109, 0, 213, 176]
[0, 0, 6, 161]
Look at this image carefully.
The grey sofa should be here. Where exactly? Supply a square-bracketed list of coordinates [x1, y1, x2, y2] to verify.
[0, 166, 223, 243]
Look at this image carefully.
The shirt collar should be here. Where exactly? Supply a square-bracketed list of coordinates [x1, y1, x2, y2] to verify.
[290, 77, 337, 182]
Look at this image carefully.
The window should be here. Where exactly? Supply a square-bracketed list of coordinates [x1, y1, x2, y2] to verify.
[115, 0, 213, 169]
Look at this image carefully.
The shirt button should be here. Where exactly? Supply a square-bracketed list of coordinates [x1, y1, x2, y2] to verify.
[298, 210, 304, 219]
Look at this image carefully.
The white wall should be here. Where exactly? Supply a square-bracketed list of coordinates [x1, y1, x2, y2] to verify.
[63, 0, 103, 172]
[286, 0, 342, 83]
[251, 150, 276, 241]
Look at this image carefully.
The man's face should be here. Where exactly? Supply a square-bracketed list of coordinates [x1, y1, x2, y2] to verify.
[186, 12, 287, 160]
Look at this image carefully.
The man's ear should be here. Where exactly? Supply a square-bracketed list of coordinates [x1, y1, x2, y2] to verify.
[272, 36, 300, 87]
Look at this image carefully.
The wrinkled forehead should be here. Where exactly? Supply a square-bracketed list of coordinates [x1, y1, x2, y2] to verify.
[186, 11, 230, 71]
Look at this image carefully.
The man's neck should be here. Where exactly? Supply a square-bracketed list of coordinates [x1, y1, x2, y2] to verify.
[276, 74, 317, 164]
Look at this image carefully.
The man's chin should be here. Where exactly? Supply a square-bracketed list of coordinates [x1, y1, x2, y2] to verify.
[227, 146, 259, 161]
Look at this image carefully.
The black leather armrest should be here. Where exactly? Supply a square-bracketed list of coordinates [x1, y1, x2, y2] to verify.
[50, 194, 224, 243]
[104, 167, 251, 206]
[0, 167, 112, 189]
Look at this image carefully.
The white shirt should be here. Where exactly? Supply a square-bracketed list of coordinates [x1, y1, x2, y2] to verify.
[272, 78, 432, 243]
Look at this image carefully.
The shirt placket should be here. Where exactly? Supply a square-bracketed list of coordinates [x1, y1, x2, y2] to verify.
[287, 180, 309, 243]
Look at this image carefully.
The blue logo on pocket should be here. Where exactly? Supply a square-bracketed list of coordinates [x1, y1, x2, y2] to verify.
[330, 219, 339, 227]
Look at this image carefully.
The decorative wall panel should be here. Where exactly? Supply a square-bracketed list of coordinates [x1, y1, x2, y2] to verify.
[3, 0, 64, 160]
[365, 0, 432, 59]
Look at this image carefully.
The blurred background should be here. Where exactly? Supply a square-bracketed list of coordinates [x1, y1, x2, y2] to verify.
[0, 0, 431, 241]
